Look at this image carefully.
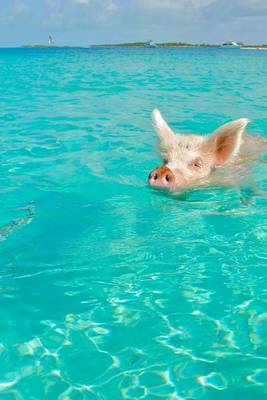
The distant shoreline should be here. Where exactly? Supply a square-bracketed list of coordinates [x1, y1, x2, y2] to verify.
[90, 42, 219, 48]
[19, 42, 267, 49]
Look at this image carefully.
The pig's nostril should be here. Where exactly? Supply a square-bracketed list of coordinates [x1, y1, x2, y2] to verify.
[165, 174, 172, 183]
[148, 172, 158, 181]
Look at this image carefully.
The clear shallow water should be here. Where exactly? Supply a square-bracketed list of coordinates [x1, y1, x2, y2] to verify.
[0, 47, 266, 399]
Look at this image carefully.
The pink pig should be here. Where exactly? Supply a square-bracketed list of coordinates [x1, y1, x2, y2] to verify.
[148, 109, 252, 190]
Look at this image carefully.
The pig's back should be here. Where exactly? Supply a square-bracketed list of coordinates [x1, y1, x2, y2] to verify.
[239, 134, 267, 162]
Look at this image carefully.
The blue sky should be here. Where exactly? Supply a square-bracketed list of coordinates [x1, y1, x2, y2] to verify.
[0, 0, 267, 46]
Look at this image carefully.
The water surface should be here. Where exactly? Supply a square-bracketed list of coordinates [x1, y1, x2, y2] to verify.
[0, 47, 267, 399]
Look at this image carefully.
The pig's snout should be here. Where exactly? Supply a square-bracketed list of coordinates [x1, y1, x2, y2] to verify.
[148, 166, 176, 189]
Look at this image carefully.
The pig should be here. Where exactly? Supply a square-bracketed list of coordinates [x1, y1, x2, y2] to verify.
[148, 109, 257, 191]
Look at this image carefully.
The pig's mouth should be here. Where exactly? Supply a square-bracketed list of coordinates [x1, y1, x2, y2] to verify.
[148, 166, 187, 190]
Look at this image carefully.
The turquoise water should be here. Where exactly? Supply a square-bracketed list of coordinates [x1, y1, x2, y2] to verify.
[0, 48, 266, 399]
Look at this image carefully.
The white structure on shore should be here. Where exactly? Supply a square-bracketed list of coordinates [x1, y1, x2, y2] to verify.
[221, 41, 241, 49]
[145, 40, 157, 48]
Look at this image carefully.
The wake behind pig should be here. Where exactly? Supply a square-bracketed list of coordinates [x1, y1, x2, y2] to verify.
[148, 109, 264, 191]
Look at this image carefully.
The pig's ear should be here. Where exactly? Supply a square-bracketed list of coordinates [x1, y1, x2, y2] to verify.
[203, 118, 250, 165]
[152, 109, 176, 144]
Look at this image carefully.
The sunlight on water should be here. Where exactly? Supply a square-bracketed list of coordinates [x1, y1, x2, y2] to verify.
[0, 48, 266, 399]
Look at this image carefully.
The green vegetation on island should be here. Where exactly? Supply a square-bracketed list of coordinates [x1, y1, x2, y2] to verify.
[90, 42, 219, 48]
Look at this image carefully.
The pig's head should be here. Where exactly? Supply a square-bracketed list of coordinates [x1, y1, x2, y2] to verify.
[148, 109, 250, 190]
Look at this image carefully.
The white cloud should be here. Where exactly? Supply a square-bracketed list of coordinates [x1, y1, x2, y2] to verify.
[43, 0, 119, 29]
[14, 2, 31, 15]
[71, 0, 89, 4]
[0, 1, 31, 24]
[96, 1, 118, 22]
[137, 0, 215, 10]
[106, 1, 118, 13]
[138, 0, 183, 9]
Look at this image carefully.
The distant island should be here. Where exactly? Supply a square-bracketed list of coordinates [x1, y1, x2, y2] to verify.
[21, 42, 267, 49]
[90, 42, 219, 48]
[91, 42, 267, 49]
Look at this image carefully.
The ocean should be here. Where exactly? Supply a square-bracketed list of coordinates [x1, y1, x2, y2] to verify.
[0, 47, 266, 399]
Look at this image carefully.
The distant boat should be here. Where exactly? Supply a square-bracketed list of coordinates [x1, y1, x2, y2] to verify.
[220, 41, 241, 49]
[48, 35, 54, 46]
[144, 40, 157, 48]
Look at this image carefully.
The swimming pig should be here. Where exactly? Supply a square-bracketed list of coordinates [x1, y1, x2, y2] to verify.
[148, 109, 253, 190]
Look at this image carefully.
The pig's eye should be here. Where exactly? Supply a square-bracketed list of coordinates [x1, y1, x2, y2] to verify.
[190, 158, 203, 169]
